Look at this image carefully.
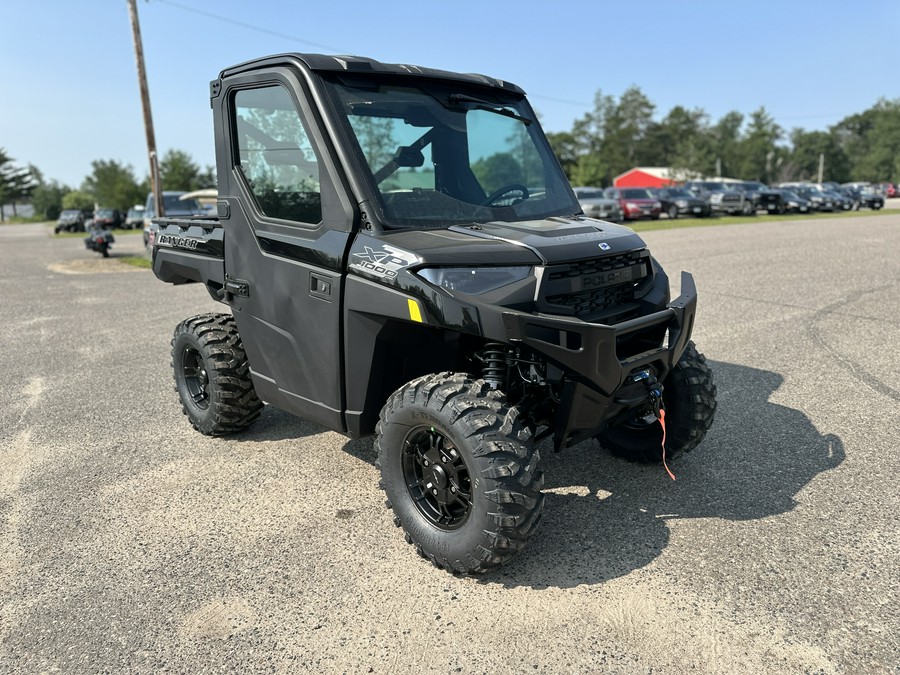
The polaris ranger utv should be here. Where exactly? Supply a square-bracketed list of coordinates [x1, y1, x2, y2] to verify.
[149, 53, 716, 574]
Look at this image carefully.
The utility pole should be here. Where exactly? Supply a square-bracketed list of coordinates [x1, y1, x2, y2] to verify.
[818, 153, 825, 183]
[127, 0, 164, 218]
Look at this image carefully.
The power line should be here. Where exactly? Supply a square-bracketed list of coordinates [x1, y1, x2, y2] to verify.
[152, 0, 591, 109]
[154, 0, 349, 53]
[151, 1, 859, 127]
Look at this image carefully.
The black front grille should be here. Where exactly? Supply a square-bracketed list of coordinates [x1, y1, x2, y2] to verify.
[540, 249, 650, 320]
[545, 283, 636, 317]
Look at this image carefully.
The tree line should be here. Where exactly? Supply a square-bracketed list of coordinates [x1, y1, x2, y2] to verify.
[545, 89, 900, 188]
[3, 91, 899, 221]
[0, 149, 214, 222]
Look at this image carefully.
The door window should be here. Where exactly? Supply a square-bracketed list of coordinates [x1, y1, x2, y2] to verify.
[234, 85, 322, 224]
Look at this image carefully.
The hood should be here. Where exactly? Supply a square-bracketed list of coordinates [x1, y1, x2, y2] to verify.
[369, 216, 647, 267]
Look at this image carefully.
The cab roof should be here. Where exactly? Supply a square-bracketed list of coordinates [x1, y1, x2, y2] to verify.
[217, 52, 525, 96]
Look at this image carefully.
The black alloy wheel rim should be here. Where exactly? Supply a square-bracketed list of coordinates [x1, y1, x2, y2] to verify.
[402, 426, 472, 530]
[182, 346, 210, 409]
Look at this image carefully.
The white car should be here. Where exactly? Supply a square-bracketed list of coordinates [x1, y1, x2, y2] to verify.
[571, 186, 623, 222]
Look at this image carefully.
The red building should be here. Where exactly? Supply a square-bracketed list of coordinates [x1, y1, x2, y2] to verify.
[613, 167, 682, 188]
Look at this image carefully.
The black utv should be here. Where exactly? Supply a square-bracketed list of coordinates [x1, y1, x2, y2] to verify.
[149, 53, 716, 574]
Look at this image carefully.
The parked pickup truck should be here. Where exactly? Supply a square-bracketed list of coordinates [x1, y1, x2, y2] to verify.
[149, 53, 716, 574]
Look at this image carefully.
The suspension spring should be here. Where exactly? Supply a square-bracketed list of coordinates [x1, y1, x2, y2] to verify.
[481, 342, 511, 390]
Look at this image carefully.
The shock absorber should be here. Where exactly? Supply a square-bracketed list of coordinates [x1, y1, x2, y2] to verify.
[481, 342, 511, 390]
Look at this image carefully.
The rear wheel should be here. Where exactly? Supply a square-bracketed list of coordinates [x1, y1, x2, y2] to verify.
[377, 373, 544, 574]
[667, 205, 679, 220]
[598, 342, 716, 463]
[172, 313, 262, 435]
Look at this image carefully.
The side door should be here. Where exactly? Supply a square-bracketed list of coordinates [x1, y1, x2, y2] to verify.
[218, 69, 355, 432]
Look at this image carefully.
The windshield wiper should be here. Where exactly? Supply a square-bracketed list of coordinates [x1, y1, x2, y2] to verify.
[447, 93, 533, 125]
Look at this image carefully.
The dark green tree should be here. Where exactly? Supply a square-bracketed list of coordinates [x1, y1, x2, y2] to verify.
[31, 179, 71, 220]
[546, 131, 581, 180]
[0, 149, 38, 221]
[712, 111, 744, 178]
[472, 153, 523, 193]
[567, 90, 614, 186]
[62, 190, 95, 211]
[785, 129, 849, 182]
[600, 86, 656, 180]
[736, 107, 784, 182]
[159, 149, 214, 190]
[81, 159, 145, 211]
[834, 99, 900, 182]
[654, 106, 714, 177]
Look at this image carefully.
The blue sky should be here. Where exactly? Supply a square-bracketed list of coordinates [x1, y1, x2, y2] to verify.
[2, 0, 898, 187]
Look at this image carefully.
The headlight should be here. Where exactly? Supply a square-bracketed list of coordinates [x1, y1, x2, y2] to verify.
[625, 202, 639, 209]
[676, 200, 688, 207]
[416, 266, 532, 295]
[653, 201, 661, 209]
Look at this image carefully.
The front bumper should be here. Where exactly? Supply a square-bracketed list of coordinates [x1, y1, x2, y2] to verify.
[679, 202, 710, 216]
[501, 271, 698, 447]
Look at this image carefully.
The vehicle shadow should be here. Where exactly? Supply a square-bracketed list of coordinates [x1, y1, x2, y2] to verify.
[483, 360, 844, 588]
[236, 406, 330, 442]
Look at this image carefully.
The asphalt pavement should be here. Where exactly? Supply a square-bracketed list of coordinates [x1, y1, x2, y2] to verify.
[0, 215, 898, 673]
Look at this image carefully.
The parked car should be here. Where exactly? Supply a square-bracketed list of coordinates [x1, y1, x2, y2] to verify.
[602, 187, 662, 220]
[54, 209, 86, 233]
[764, 189, 812, 214]
[873, 182, 896, 198]
[684, 181, 751, 215]
[858, 188, 885, 210]
[142, 191, 205, 246]
[124, 205, 146, 229]
[782, 185, 837, 212]
[809, 183, 855, 210]
[571, 186, 623, 222]
[757, 190, 786, 214]
[652, 187, 711, 218]
[93, 208, 124, 229]
[732, 181, 770, 211]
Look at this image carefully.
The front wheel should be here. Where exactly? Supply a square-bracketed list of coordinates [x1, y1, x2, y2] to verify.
[667, 205, 678, 220]
[172, 313, 263, 435]
[598, 342, 716, 463]
[377, 373, 544, 574]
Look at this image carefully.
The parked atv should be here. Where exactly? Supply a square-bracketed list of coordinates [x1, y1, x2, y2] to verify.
[149, 53, 717, 574]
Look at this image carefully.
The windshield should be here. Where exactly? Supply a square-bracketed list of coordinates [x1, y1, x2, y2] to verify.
[325, 77, 578, 229]
[620, 188, 653, 199]
[664, 188, 693, 198]
[574, 189, 606, 200]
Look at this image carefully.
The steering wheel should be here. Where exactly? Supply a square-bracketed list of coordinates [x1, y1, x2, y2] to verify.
[482, 184, 529, 207]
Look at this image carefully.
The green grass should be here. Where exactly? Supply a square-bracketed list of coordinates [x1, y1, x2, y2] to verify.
[119, 255, 152, 269]
[627, 207, 895, 232]
[52, 227, 143, 238]
[3, 215, 47, 224]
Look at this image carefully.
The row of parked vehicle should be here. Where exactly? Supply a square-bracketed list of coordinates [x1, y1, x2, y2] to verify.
[573, 180, 887, 222]
[54, 206, 147, 234]
[55, 189, 212, 237]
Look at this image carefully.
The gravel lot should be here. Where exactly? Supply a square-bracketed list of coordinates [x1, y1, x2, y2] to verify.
[1, 215, 898, 673]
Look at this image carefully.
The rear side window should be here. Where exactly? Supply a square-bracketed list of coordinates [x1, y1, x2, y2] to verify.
[233, 85, 322, 224]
